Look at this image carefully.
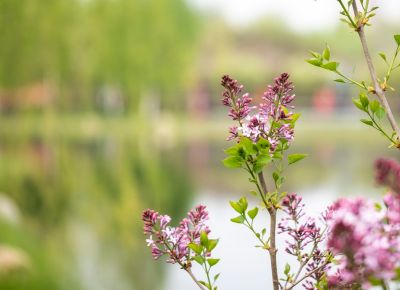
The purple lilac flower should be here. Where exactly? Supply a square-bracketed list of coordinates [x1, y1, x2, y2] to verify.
[279, 193, 330, 288]
[325, 197, 400, 288]
[221, 75, 253, 122]
[142, 205, 211, 267]
[279, 194, 322, 255]
[221, 73, 296, 150]
[375, 158, 400, 193]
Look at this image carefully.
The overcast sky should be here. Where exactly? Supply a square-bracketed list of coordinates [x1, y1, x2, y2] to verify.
[188, 0, 400, 31]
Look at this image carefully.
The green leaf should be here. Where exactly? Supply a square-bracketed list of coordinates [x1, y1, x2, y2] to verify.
[334, 78, 346, 83]
[360, 119, 373, 126]
[199, 281, 210, 288]
[200, 231, 209, 247]
[394, 35, 400, 46]
[247, 207, 259, 220]
[239, 197, 248, 211]
[321, 62, 339, 72]
[207, 258, 220, 267]
[309, 51, 321, 58]
[189, 243, 203, 255]
[230, 216, 245, 224]
[240, 137, 257, 155]
[376, 107, 386, 120]
[214, 273, 220, 281]
[222, 156, 243, 168]
[284, 263, 291, 275]
[288, 153, 307, 165]
[224, 145, 239, 156]
[375, 202, 382, 212]
[193, 255, 205, 265]
[229, 201, 244, 214]
[322, 45, 330, 61]
[352, 98, 367, 112]
[256, 137, 269, 150]
[306, 58, 322, 67]
[253, 154, 272, 174]
[369, 100, 380, 113]
[291, 113, 301, 122]
[379, 52, 387, 63]
[207, 239, 219, 252]
[359, 93, 369, 108]
[272, 171, 280, 183]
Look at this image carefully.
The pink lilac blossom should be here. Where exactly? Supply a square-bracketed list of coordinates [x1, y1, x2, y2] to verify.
[221, 73, 296, 150]
[142, 205, 210, 267]
[375, 158, 400, 193]
[325, 197, 400, 288]
[279, 193, 331, 289]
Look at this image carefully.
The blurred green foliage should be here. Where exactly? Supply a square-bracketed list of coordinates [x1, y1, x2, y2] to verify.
[0, 0, 198, 112]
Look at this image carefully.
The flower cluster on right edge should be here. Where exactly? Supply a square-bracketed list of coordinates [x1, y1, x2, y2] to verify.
[324, 158, 400, 289]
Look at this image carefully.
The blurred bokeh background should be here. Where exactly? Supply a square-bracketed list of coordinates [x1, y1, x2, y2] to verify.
[0, 0, 399, 289]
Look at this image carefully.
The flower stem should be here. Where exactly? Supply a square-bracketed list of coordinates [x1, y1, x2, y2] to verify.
[351, 1, 400, 142]
[186, 268, 207, 290]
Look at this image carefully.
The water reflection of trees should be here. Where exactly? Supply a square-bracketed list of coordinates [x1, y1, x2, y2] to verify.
[0, 134, 193, 290]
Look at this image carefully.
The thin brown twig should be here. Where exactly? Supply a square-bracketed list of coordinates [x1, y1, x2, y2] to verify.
[351, 1, 400, 142]
[258, 172, 280, 290]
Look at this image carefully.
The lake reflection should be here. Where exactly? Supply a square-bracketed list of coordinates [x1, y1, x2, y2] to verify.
[0, 113, 397, 290]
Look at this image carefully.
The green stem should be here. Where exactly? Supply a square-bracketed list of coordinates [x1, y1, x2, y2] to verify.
[386, 45, 400, 82]
[337, 0, 357, 28]
[243, 215, 268, 248]
[381, 280, 389, 290]
[244, 162, 269, 207]
[336, 70, 366, 89]
[367, 111, 396, 144]
[202, 255, 213, 290]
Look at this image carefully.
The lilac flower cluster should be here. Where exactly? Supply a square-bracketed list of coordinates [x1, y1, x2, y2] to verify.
[375, 158, 400, 193]
[325, 197, 400, 288]
[221, 73, 295, 150]
[142, 205, 210, 267]
[279, 194, 321, 255]
[278, 193, 330, 289]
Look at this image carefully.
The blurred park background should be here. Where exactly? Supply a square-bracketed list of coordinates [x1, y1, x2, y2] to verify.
[0, 0, 400, 289]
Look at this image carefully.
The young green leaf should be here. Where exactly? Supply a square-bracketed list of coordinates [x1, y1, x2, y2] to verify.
[321, 62, 339, 72]
[284, 263, 291, 275]
[207, 239, 219, 252]
[352, 98, 367, 112]
[207, 258, 220, 267]
[253, 154, 272, 174]
[193, 255, 205, 265]
[359, 93, 369, 108]
[239, 197, 248, 211]
[288, 153, 307, 165]
[240, 137, 257, 155]
[224, 145, 239, 156]
[230, 216, 245, 224]
[322, 45, 331, 61]
[229, 201, 244, 214]
[360, 119, 374, 126]
[247, 207, 259, 220]
[369, 100, 380, 113]
[334, 78, 346, 83]
[189, 243, 203, 255]
[394, 35, 400, 46]
[375, 107, 386, 120]
[379, 52, 387, 63]
[307, 58, 322, 67]
[222, 156, 243, 168]
[200, 231, 209, 247]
